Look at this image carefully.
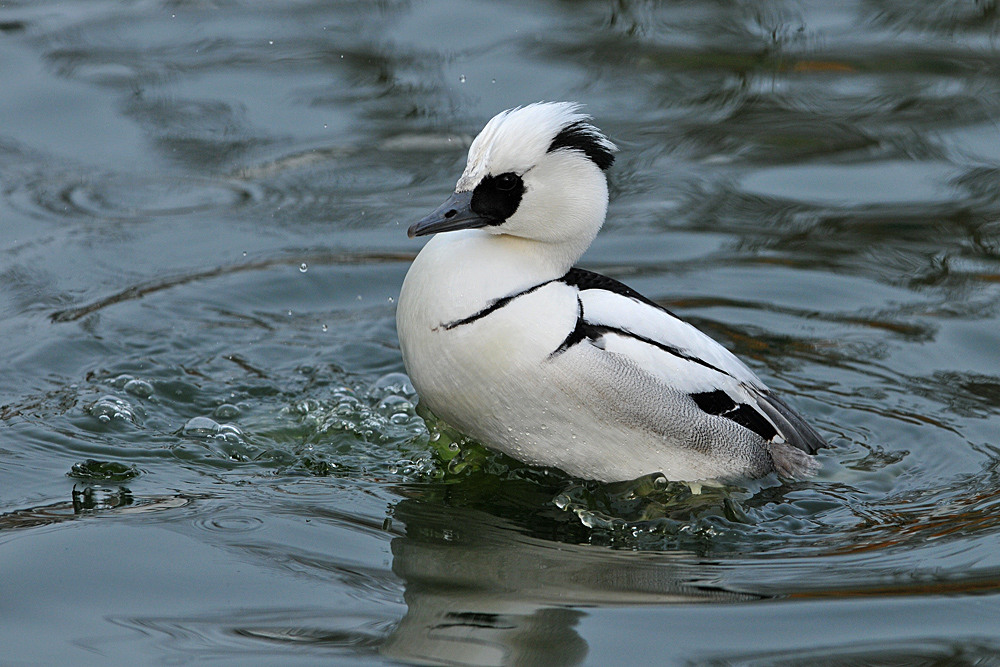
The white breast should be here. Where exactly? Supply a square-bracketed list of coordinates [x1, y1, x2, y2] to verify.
[398, 231, 578, 445]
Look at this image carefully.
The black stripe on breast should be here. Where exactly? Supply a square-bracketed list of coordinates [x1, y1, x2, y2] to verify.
[690, 389, 778, 441]
[550, 298, 589, 355]
[445, 267, 673, 331]
[442, 279, 555, 330]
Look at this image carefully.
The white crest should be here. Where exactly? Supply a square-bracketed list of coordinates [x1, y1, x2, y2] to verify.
[455, 102, 615, 192]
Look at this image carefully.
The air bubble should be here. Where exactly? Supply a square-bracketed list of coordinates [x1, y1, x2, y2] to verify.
[219, 423, 244, 442]
[213, 404, 241, 419]
[123, 379, 154, 399]
[299, 262, 308, 272]
[459, 74, 466, 83]
[183, 416, 221, 437]
[379, 394, 414, 415]
[321, 324, 328, 332]
[90, 395, 140, 424]
[111, 374, 134, 389]
[369, 372, 416, 399]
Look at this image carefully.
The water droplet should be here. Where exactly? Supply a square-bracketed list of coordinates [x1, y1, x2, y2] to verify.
[287, 310, 293, 316]
[491, 78, 496, 84]
[299, 262, 308, 273]
[242, 251, 247, 257]
[268, 40, 274, 45]
[323, 123, 328, 129]
[459, 74, 466, 83]
[321, 324, 328, 332]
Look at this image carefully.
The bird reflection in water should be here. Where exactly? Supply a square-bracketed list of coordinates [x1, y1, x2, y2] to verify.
[381, 498, 758, 667]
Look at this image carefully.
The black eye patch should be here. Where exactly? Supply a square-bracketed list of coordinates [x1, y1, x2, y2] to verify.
[470, 172, 525, 224]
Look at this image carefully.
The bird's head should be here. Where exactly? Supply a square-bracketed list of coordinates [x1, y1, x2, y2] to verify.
[408, 102, 616, 248]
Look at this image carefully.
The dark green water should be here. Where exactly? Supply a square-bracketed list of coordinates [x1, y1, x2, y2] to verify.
[3, 0, 1000, 664]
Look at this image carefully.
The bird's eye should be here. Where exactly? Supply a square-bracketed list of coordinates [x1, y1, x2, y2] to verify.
[495, 172, 519, 191]
[470, 171, 524, 223]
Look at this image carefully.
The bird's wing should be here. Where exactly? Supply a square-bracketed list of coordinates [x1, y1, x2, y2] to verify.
[558, 268, 827, 455]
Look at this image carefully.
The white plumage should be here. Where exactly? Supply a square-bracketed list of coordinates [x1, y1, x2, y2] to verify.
[396, 102, 826, 483]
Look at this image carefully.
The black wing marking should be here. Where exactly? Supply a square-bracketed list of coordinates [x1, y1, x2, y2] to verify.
[728, 404, 779, 441]
[690, 389, 778, 442]
[690, 388, 827, 452]
[690, 389, 737, 415]
[550, 298, 731, 378]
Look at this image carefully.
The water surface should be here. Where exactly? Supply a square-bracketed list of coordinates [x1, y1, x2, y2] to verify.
[2, 0, 1000, 665]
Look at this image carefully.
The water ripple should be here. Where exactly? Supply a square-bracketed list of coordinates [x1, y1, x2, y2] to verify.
[194, 515, 265, 534]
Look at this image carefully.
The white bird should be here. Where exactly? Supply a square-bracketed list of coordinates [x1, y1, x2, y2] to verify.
[396, 102, 827, 483]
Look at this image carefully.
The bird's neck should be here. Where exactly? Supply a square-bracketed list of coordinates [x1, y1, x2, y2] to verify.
[401, 229, 594, 325]
[484, 230, 594, 280]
